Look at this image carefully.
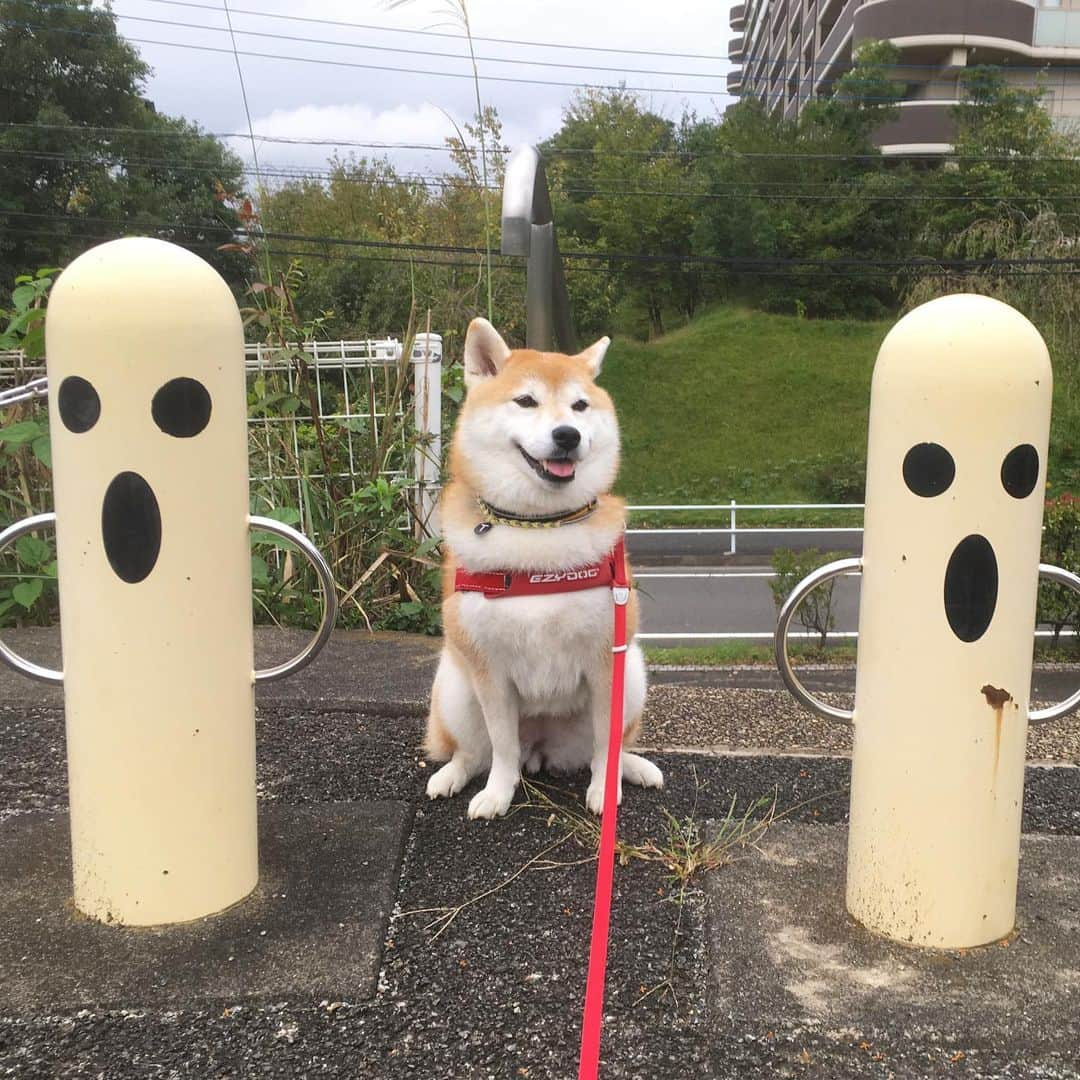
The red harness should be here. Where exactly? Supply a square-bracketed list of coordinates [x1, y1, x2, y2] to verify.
[453, 536, 630, 1080]
[454, 543, 624, 600]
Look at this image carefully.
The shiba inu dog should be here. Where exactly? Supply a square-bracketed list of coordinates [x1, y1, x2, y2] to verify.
[424, 318, 664, 819]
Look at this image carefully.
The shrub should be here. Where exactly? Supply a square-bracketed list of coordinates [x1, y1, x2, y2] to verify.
[769, 547, 847, 646]
[0, 269, 58, 627]
[808, 454, 866, 503]
[1039, 494, 1080, 649]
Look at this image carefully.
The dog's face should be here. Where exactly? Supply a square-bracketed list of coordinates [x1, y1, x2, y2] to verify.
[453, 318, 619, 513]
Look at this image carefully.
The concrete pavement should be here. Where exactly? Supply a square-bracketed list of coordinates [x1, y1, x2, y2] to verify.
[2, 630, 1080, 1077]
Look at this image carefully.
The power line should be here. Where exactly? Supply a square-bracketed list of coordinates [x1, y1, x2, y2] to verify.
[110, 1, 1080, 84]
[0, 18, 729, 98]
[65, 7, 727, 81]
[10, 210, 1080, 271]
[8, 125, 1080, 167]
[9, 145, 1080, 202]
[3, 227, 523, 273]
[127, 0, 730, 62]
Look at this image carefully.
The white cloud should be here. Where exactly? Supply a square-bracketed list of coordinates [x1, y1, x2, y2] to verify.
[110, 0, 738, 172]
[228, 98, 571, 178]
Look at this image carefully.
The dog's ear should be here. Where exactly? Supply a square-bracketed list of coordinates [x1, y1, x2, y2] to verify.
[464, 318, 512, 387]
[577, 337, 611, 378]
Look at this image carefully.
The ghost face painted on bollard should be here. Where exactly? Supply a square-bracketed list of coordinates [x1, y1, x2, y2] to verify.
[846, 294, 1052, 949]
[46, 237, 258, 927]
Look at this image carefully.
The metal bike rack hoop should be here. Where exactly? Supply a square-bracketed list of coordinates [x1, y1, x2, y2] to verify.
[773, 557, 862, 724]
[250, 515, 338, 683]
[1030, 563, 1080, 724]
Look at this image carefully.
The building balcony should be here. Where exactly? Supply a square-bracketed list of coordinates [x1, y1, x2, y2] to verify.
[873, 101, 958, 154]
[854, 0, 1035, 52]
[730, 3, 746, 32]
[729, 35, 746, 60]
[727, 69, 744, 94]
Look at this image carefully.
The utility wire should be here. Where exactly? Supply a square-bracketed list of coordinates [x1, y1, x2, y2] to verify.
[9, 146, 1080, 202]
[126, 0, 1080, 78]
[8, 122, 1080, 166]
[10, 210, 1080, 271]
[14, 228, 1078, 278]
[0, 18, 728, 97]
[126, 0, 731, 61]
[54, 7, 729, 80]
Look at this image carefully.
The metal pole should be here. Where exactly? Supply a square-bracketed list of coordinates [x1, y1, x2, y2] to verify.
[501, 145, 577, 354]
[729, 498, 737, 556]
[412, 332, 443, 537]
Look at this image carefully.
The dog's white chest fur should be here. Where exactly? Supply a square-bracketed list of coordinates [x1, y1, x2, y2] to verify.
[456, 587, 613, 715]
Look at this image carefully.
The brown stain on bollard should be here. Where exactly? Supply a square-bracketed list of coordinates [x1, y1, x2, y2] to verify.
[981, 685, 1013, 778]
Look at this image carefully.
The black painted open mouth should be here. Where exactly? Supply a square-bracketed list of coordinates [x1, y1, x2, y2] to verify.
[102, 471, 162, 584]
[517, 445, 577, 485]
[944, 534, 998, 642]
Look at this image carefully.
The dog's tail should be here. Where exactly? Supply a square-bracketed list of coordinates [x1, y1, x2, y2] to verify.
[422, 699, 456, 761]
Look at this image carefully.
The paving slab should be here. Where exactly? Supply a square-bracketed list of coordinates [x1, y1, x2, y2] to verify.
[0, 801, 411, 1012]
[707, 822, 1080, 1068]
[0, 627, 441, 713]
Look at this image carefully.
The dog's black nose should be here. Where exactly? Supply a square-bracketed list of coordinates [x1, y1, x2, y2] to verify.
[551, 425, 581, 451]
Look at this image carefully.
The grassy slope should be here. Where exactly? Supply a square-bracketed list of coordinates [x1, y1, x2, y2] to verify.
[599, 305, 891, 504]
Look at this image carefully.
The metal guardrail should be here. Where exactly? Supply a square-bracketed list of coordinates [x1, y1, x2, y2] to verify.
[628, 502, 864, 555]
[501, 145, 576, 353]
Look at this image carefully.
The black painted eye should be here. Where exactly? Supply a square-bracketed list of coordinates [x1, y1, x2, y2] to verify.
[1001, 444, 1039, 499]
[903, 443, 955, 498]
[152, 378, 212, 438]
[57, 376, 101, 433]
[514, 394, 538, 408]
[571, 399, 589, 412]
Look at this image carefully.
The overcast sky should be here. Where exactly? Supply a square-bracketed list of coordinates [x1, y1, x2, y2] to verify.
[102, 0, 737, 177]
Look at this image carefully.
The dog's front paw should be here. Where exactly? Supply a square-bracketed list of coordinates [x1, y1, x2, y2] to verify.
[585, 774, 623, 816]
[468, 783, 515, 820]
[622, 752, 664, 790]
[426, 760, 470, 800]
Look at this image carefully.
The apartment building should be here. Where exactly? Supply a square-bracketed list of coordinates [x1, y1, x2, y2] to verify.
[727, 0, 1080, 153]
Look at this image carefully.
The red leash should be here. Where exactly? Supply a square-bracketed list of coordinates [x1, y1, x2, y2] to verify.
[577, 536, 629, 1080]
[454, 536, 631, 1079]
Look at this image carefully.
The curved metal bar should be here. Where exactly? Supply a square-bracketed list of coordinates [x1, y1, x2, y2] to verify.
[0, 376, 49, 410]
[774, 558, 862, 724]
[250, 516, 338, 683]
[500, 144, 576, 354]
[0, 513, 63, 684]
[1030, 563, 1080, 724]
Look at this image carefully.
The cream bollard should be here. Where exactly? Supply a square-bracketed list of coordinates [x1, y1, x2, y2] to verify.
[49, 237, 257, 926]
[0, 238, 336, 926]
[776, 294, 1080, 948]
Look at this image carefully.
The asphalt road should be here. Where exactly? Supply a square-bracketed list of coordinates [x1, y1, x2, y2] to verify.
[635, 564, 862, 644]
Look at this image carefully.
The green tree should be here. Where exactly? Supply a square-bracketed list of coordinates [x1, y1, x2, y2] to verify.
[919, 67, 1080, 257]
[543, 89, 699, 338]
[691, 41, 911, 318]
[0, 0, 247, 293]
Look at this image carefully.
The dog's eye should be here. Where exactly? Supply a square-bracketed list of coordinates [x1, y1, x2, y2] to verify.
[513, 394, 539, 408]
[571, 399, 589, 412]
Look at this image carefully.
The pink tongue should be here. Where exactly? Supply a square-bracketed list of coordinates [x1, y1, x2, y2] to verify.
[544, 459, 575, 478]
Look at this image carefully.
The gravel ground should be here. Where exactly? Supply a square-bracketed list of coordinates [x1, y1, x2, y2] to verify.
[642, 686, 1080, 763]
[3, 700, 1080, 1077]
